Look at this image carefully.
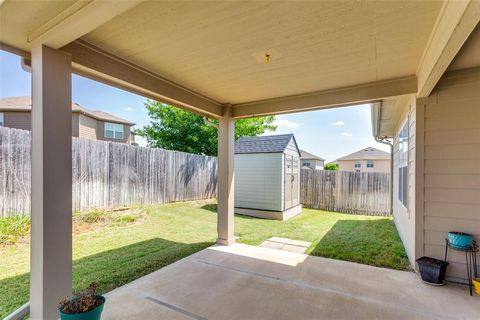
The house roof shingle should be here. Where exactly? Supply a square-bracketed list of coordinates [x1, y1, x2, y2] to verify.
[0, 96, 135, 125]
[336, 147, 390, 161]
[300, 149, 325, 161]
[235, 134, 297, 154]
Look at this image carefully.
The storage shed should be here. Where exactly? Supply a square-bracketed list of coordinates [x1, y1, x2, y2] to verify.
[234, 134, 302, 220]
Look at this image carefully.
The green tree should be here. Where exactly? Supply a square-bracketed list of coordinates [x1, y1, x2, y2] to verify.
[136, 100, 277, 156]
[324, 163, 338, 171]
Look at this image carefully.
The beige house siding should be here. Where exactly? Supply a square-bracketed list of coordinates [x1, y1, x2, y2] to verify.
[79, 114, 98, 140]
[3, 111, 31, 130]
[71, 113, 79, 137]
[392, 96, 417, 267]
[421, 67, 480, 282]
[338, 159, 390, 173]
[0, 110, 133, 144]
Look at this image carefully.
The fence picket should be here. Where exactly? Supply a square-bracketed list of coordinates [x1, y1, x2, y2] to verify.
[300, 168, 391, 216]
[0, 127, 217, 216]
[0, 127, 390, 217]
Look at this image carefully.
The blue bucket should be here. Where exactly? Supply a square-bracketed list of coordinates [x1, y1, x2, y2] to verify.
[448, 232, 473, 249]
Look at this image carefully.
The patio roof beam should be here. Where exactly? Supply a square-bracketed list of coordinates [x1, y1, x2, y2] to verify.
[62, 40, 224, 118]
[27, 0, 143, 49]
[231, 76, 417, 118]
[416, 0, 480, 98]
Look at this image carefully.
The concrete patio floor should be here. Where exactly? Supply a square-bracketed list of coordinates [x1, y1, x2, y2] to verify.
[102, 243, 480, 320]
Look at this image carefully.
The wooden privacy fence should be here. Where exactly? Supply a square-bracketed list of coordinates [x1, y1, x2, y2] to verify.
[0, 127, 217, 217]
[300, 168, 391, 216]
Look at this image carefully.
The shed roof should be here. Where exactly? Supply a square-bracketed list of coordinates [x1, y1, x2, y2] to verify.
[336, 147, 390, 161]
[235, 134, 299, 155]
[300, 150, 325, 161]
[0, 96, 135, 125]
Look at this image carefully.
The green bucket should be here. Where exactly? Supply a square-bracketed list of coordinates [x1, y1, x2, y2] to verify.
[59, 296, 105, 320]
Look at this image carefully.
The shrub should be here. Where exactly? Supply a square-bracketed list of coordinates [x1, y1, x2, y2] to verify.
[78, 209, 109, 224]
[114, 215, 137, 224]
[324, 163, 339, 171]
[0, 215, 30, 245]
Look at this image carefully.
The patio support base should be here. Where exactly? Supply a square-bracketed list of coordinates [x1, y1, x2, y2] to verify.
[30, 44, 72, 320]
[216, 106, 235, 246]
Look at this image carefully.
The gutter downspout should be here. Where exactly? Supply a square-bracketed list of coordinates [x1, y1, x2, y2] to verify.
[21, 57, 32, 73]
[373, 102, 394, 215]
[204, 116, 219, 129]
[376, 135, 393, 215]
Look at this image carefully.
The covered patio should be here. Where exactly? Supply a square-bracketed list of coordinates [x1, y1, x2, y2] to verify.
[1, 0, 480, 319]
[101, 243, 480, 319]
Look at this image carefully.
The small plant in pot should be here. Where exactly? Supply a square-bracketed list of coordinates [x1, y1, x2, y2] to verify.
[416, 256, 448, 285]
[58, 282, 105, 320]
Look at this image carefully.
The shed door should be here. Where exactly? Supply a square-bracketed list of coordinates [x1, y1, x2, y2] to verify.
[285, 155, 299, 209]
[292, 157, 299, 205]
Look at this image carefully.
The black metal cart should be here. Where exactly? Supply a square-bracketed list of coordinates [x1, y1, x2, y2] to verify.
[444, 239, 478, 295]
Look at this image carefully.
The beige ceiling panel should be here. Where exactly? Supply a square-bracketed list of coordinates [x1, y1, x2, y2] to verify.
[81, 1, 443, 104]
[80, 1, 383, 103]
[374, 1, 443, 80]
[0, 0, 77, 51]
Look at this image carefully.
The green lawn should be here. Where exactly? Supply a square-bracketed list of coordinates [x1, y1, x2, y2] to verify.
[0, 200, 409, 318]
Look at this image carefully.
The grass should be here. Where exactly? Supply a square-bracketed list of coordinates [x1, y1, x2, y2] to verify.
[0, 200, 409, 318]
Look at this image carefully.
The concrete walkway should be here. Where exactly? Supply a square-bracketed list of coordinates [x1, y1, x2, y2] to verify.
[259, 237, 312, 253]
[102, 243, 480, 320]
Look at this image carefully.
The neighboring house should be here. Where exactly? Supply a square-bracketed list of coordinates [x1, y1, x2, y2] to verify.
[335, 147, 390, 173]
[300, 149, 325, 170]
[0, 96, 136, 144]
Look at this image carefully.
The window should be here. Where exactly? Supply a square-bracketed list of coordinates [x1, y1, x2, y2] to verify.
[302, 160, 311, 168]
[0, 113, 3, 127]
[354, 160, 361, 168]
[104, 122, 124, 139]
[398, 121, 409, 207]
[366, 160, 374, 168]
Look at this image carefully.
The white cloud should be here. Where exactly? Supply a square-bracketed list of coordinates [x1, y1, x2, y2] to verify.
[124, 106, 134, 111]
[331, 120, 345, 126]
[273, 119, 302, 129]
[340, 132, 353, 137]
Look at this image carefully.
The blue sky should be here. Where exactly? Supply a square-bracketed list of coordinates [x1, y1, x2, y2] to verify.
[0, 50, 389, 162]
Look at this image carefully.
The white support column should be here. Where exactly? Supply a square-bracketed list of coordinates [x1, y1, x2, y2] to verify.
[30, 45, 72, 320]
[217, 106, 235, 245]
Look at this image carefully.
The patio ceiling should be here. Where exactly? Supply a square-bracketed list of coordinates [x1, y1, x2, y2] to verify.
[1, 0, 479, 119]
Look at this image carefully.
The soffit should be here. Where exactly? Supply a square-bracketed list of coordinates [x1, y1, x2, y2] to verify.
[80, 0, 442, 104]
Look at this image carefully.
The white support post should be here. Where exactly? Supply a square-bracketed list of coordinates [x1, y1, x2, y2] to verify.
[217, 106, 235, 245]
[30, 45, 72, 320]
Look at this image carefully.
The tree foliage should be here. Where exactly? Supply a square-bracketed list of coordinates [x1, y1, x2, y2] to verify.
[323, 163, 339, 171]
[136, 100, 277, 156]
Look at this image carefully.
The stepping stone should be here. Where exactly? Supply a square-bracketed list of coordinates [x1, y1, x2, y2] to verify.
[259, 237, 311, 254]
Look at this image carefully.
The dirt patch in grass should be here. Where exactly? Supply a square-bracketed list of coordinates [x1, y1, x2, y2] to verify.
[1, 207, 147, 247]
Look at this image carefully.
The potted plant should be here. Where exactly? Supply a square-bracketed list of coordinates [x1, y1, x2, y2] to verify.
[416, 256, 448, 285]
[58, 283, 106, 320]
